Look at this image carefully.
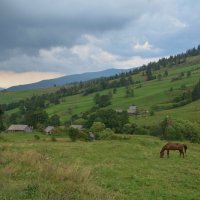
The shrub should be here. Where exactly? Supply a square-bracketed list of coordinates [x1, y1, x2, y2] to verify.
[135, 125, 150, 135]
[73, 118, 87, 126]
[78, 130, 88, 141]
[51, 136, 57, 142]
[150, 110, 155, 116]
[34, 135, 40, 140]
[90, 122, 105, 133]
[68, 127, 80, 142]
[95, 128, 130, 140]
[123, 123, 137, 134]
[95, 128, 114, 140]
[0, 135, 7, 142]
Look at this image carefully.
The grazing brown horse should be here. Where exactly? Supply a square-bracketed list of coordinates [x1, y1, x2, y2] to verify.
[160, 143, 187, 158]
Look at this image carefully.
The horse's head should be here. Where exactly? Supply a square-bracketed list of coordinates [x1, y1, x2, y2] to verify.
[160, 151, 164, 158]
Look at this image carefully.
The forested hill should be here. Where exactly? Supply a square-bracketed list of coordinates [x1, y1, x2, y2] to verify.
[1, 45, 200, 143]
[7, 68, 127, 91]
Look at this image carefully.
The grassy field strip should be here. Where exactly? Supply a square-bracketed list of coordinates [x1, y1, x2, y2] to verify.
[0, 133, 200, 199]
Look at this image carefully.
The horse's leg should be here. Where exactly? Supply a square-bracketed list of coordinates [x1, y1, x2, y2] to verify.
[167, 150, 169, 158]
[179, 150, 184, 158]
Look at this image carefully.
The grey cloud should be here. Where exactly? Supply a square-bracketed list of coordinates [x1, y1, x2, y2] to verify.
[0, 0, 200, 74]
[0, 0, 143, 55]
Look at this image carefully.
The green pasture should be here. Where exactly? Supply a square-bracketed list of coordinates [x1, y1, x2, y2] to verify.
[44, 67, 200, 124]
[0, 133, 199, 200]
[0, 87, 58, 104]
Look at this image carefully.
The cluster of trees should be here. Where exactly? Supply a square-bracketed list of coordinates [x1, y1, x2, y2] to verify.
[174, 79, 200, 103]
[171, 70, 191, 82]
[82, 75, 135, 95]
[192, 79, 200, 101]
[94, 92, 112, 108]
[8, 110, 60, 129]
[0, 95, 61, 129]
[84, 109, 129, 133]
[155, 117, 200, 143]
[0, 106, 5, 131]
[119, 117, 200, 143]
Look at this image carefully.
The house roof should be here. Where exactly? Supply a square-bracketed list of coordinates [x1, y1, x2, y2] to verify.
[44, 126, 55, 133]
[7, 124, 30, 131]
[127, 106, 137, 113]
[70, 125, 83, 130]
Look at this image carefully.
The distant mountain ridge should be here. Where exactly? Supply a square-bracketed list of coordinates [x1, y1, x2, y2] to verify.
[7, 68, 128, 91]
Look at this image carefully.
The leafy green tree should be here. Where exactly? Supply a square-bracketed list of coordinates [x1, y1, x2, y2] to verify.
[192, 79, 200, 101]
[163, 70, 168, 77]
[146, 67, 155, 81]
[125, 87, 134, 97]
[9, 113, 23, 124]
[86, 109, 128, 133]
[90, 122, 105, 133]
[94, 93, 112, 108]
[68, 127, 80, 142]
[0, 105, 5, 131]
[24, 109, 49, 128]
[49, 114, 60, 126]
[157, 74, 162, 81]
[187, 71, 191, 77]
[113, 88, 117, 94]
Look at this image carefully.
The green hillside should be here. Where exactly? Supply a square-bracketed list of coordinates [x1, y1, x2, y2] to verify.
[45, 59, 200, 125]
[0, 87, 58, 104]
[0, 133, 199, 200]
[1, 54, 200, 129]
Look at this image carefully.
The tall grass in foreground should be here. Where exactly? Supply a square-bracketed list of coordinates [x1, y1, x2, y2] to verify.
[0, 145, 120, 200]
[0, 134, 200, 200]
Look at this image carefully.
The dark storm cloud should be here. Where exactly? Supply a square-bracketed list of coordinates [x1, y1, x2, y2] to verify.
[0, 0, 141, 55]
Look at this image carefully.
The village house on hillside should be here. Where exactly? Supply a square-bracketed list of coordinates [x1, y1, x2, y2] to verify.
[70, 125, 83, 130]
[7, 125, 32, 133]
[127, 105, 137, 114]
[44, 126, 55, 135]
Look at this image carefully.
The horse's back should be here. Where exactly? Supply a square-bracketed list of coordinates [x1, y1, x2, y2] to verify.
[165, 143, 184, 150]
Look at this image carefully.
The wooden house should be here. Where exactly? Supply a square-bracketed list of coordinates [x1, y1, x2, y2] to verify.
[44, 126, 55, 134]
[7, 125, 32, 133]
[70, 125, 83, 130]
[127, 106, 137, 114]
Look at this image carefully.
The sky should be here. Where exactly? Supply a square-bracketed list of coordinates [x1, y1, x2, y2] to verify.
[0, 0, 200, 88]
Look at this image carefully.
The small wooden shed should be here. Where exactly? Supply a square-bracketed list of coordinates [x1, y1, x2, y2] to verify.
[44, 126, 55, 134]
[70, 125, 83, 130]
[7, 125, 32, 133]
[127, 106, 137, 114]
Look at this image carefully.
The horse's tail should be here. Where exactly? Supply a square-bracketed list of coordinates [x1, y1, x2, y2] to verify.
[183, 144, 187, 154]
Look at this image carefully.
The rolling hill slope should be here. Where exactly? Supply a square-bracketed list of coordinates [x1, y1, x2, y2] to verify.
[2, 53, 200, 132]
[45, 59, 200, 125]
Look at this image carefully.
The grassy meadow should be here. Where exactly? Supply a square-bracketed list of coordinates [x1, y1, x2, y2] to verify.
[0, 133, 200, 200]
[45, 61, 200, 124]
[0, 87, 58, 104]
